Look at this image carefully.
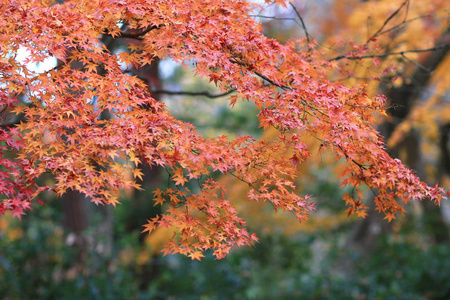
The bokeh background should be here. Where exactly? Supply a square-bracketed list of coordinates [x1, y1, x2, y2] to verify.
[1, 0, 450, 299]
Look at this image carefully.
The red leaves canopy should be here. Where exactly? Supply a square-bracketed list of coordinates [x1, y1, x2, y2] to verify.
[0, 0, 447, 258]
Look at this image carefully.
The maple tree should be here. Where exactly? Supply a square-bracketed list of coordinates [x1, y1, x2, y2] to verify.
[0, 0, 448, 260]
[228, 0, 450, 242]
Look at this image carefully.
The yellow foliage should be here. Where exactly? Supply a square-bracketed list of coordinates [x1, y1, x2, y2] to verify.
[0, 213, 24, 240]
[133, 226, 177, 265]
[441, 175, 450, 190]
[0, 217, 8, 231]
[7, 228, 24, 240]
[41, 0, 56, 7]
[224, 0, 449, 237]
[222, 127, 349, 236]
[137, 249, 151, 266]
[144, 226, 177, 258]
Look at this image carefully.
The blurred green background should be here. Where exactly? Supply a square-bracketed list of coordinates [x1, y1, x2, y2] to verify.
[1, 179, 450, 299]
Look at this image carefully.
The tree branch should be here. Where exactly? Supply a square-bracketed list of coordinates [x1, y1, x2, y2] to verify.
[400, 53, 430, 73]
[367, 0, 409, 42]
[385, 27, 450, 120]
[249, 15, 298, 22]
[250, 2, 312, 44]
[289, 2, 311, 43]
[152, 89, 234, 98]
[328, 44, 450, 61]
[378, 8, 449, 37]
[118, 25, 160, 40]
[254, 71, 292, 91]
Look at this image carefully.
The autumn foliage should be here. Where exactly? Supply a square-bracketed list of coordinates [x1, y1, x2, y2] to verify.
[0, 0, 448, 259]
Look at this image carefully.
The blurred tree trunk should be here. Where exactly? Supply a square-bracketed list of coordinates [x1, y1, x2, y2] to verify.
[121, 29, 165, 290]
[62, 191, 89, 234]
[58, 51, 89, 242]
[59, 32, 121, 250]
[119, 28, 164, 235]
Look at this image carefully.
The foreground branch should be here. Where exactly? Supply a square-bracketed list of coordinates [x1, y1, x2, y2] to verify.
[152, 89, 234, 98]
[118, 26, 160, 40]
[329, 44, 450, 62]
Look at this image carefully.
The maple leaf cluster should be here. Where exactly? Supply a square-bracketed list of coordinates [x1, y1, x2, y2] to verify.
[0, 0, 447, 259]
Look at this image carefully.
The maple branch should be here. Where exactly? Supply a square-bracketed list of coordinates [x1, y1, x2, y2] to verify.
[289, 2, 310, 43]
[251, 3, 313, 44]
[163, 167, 189, 205]
[252, 71, 294, 92]
[228, 57, 294, 92]
[228, 171, 257, 189]
[227, 171, 281, 210]
[378, 8, 450, 37]
[328, 44, 450, 62]
[230, 59, 340, 123]
[151, 89, 234, 98]
[336, 144, 369, 171]
[367, 0, 409, 42]
[385, 27, 450, 121]
[118, 25, 160, 40]
[400, 53, 430, 73]
[250, 15, 298, 22]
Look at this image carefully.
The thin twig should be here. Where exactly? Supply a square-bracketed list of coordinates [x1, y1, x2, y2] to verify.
[252, 13, 332, 52]
[289, 2, 310, 43]
[401, 53, 430, 73]
[329, 44, 449, 62]
[367, 0, 409, 42]
[403, 0, 410, 23]
[379, 8, 449, 37]
[250, 15, 299, 22]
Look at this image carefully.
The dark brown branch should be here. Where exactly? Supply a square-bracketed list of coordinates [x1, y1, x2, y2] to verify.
[249, 15, 299, 22]
[229, 58, 292, 90]
[289, 2, 311, 43]
[328, 44, 450, 62]
[368, 0, 409, 42]
[254, 71, 292, 90]
[152, 89, 234, 98]
[440, 124, 450, 175]
[403, 0, 410, 24]
[378, 8, 450, 37]
[401, 53, 430, 73]
[385, 27, 450, 120]
[118, 25, 160, 40]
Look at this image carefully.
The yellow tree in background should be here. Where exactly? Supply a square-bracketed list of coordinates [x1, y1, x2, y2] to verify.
[323, 0, 450, 246]
[220, 0, 450, 244]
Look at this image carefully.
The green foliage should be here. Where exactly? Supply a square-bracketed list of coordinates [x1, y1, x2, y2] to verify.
[0, 177, 448, 299]
[0, 203, 139, 299]
[303, 167, 351, 213]
[2, 202, 450, 300]
[158, 60, 262, 139]
[142, 232, 450, 300]
[148, 234, 313, 299]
